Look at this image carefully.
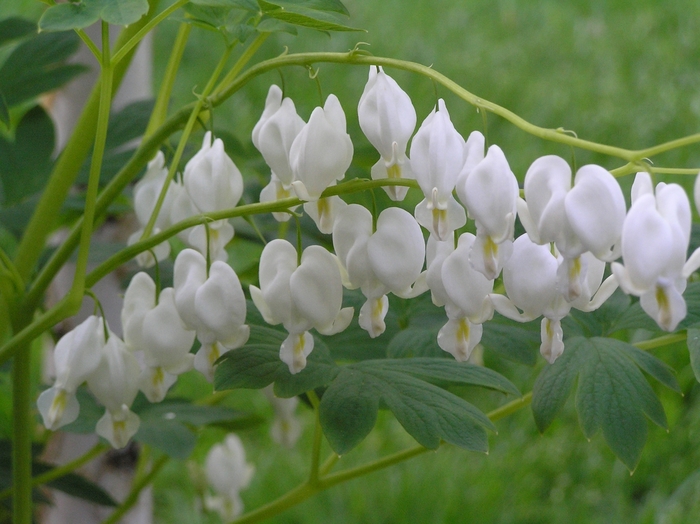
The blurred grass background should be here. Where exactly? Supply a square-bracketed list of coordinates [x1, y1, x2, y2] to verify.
[5, 0, 700, 522]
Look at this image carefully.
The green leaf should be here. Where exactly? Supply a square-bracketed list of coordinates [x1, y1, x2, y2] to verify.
[386, 325, 445, 359]
[318, 368, 379, 454]
[0, 17, 36, 47]
[192, 0, 259, 9]
[360, 358, 521, 397]
[481, 319, 540, 365]
[0, 31, 87, 108]
[38, 1, 102, 32]
[183, 3, 257, 43]
[319, 360, 499, 455]
[255, 17, 298, 34]
[38, 0, 149, 31]
[259, 0, 361, 32]
[100, 0, 149, 26]
[532, 336, 673, 471]
[680, 283, 700, 328]
[687, 328, 700, 383]
[133, 399, 255, 459]
[35, 464, 118, 506]
[261, 0, 350, 16]
[0, 106, 55, 206]
[214, 326, 339, 398]
[531, 338, 581, 432]
[617, 343, 681, 393]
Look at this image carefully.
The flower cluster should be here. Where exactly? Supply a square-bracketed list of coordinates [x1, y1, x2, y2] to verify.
[38, 66, 700, 451]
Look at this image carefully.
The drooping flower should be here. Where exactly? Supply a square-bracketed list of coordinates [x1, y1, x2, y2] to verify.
[87, 332, 141, 449]
[358, 66, 417, 201]
[460, 145, 518, 280]
[173, 249, 249, 381]
[492, 235, 617, 363]
[37, 315, 105, 430]
[204, 434, 254, 521]
[290, 95, 353, 202]
[184, 131, 244, 214]
[303, 187, 347, 234]
[411, 99, 466, 240]
[187, 220, 235, 263]
[455, 130, 485, 206]
[517, 156, 626, 301]
[333, 205, 427, 338]
[250, 240, 353, 373]
[252, 85, 305, 187]
[426, 233, 494, 361]
[122, 272, 196, 401]
[612, 172, 700, 331]
[263, 386, 302, 448]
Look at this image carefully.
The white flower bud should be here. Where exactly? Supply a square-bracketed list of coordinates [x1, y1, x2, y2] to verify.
[358, 66, 417, 201]
[290, 95, 353, 202]
[184, 132, 244, 214]
[252, 85, 305, 186]
[37, 316, 105, 430]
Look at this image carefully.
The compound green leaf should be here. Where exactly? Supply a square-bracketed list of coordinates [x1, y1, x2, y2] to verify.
[100, 0, 149, 26]
[0, 31, 86, 108]
[0, 17, 36, 47]
[318, 368, 379, 455]
[38, 1, 102, 32]
[214, 326, 339, 398]
[481, 319, 540, 365]
[259, 0, 361, 32]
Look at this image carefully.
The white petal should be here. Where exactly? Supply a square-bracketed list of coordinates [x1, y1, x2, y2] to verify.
[37, 387, 80, 431]
[540, 318, 565, 364]
[640, 281, 687, 332]
[437, 317, 483, 362]
[280, 332, 314, 374]
[173, 248, 208, 331]
[290, 246, 343, 331]
[139, 366, 178, 402]
[442, 233, 494, 318]
[95, 406, 140, 449]
[358, 295, 389, 338]
[367, 207, 425, 295]
[304, 195, 347, 234]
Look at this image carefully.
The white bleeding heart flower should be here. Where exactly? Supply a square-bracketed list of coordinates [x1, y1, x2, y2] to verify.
[37, 315, 105, 431]
[134, 151, 175, 230]
[205, 434, 254, 521]
[87, 332, 141, 449]
[290, 95, 353, 202]
[435, 233, 494, 361]
[263, 386, 302, 449]
[122, 272, 195, 401]
[127, 227, 171, 268]
[333, 205, 426, 338]
[358, 66, 417, 201]
[491, 235, 570, 363]
[518, 156, 625, 301]
[250, 240, 353, 373]
[461, 145, 518, 280]
[303, 192, 347, 234]
[410, 99, 466, 240]
[252, 85, 305, 187]
[612, 172, 700, 331]
[455, 131, 486, 206]
[173, 249, 249, 381]
[187, 219, 234, 263]
[169, 179, 200, 242]
[184, 131, 244, 214]
[260, 173, 298, 222]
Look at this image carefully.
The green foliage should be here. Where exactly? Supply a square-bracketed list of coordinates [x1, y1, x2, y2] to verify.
[258, 0, 360, 33]
[687, 328, 700, 382]
[532, 336, 679, 470]
[0, 17, 35, 47]
[0, 31, 86, 109]
[38, 0, 149, 32]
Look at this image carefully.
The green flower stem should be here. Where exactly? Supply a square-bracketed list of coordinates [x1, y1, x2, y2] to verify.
[24, 109, 188, 311]
[141, 45, 233, 240]
[111, 0, 190, 66]
[0, 443, 108, 502]
[212, 32, 270, 97]
[144, 22, 192, 138]
[215, 51, 700, 163]
[75, 28, 101, 64]
[12, 7, 157, 283]
[101, 455, 169, 524]
[634, 333, 687, 351]
[69, 21, 113, 310]
[12, 341, 32, 524]
[231, 393, 532, 524]
[318, 453, 339, 477]
[86, 178, 419, 288]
